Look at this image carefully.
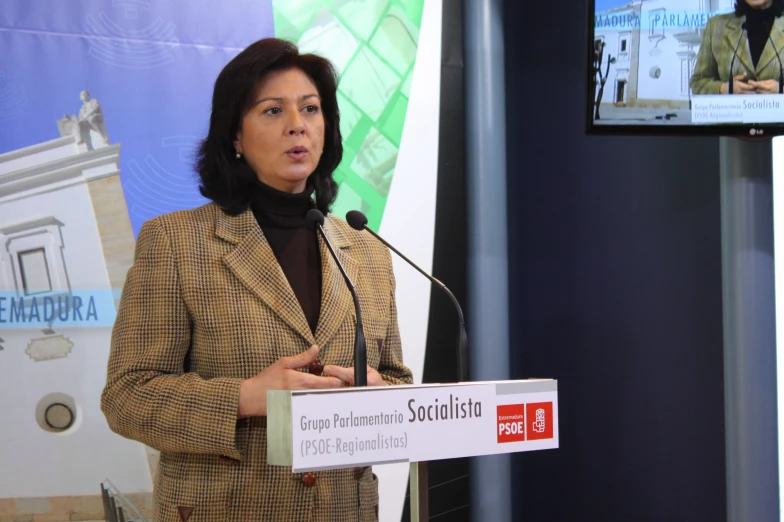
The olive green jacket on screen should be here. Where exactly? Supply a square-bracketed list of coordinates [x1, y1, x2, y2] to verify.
[691, 13, 784, 94]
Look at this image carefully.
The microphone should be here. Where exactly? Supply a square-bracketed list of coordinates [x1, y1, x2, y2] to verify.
[346, 210, 469, 383]
[767, 32, 784, 94]
[306, 209, 367, 387]
[728, 22, 747, 94]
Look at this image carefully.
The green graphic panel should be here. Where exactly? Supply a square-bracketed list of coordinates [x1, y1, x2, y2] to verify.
[273, 0, 425, 231]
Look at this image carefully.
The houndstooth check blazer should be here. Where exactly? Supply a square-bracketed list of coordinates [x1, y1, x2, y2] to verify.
[100, 202, 413, 522]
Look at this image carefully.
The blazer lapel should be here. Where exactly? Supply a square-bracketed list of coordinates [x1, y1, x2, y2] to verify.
[314, 217, 359, 350]
[724, 16, 756, 78]
[755, 17, 784, 77]
[216, 207, 314, 345]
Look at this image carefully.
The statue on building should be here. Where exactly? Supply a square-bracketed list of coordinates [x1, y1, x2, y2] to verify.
[57, 91, 110, 150]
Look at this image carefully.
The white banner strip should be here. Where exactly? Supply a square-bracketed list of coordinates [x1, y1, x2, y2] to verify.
[691, 95, 784, 124]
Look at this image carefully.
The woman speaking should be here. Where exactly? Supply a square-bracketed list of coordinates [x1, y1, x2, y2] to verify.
[101, 38, 413, 522]
[690, 0, 784, 95]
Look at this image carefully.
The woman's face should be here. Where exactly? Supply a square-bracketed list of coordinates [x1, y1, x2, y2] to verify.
[235, 67, 325, 193]
[745, 0, 773, 9]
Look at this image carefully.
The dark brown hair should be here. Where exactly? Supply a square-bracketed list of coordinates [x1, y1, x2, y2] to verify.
[195, 38, 342, 215]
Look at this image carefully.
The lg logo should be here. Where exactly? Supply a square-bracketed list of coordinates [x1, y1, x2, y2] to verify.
[750, 128, 765, 136]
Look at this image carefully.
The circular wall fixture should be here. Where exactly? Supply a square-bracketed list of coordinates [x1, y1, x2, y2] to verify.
[36, 393, 80, 434]
[45, 403, 74, 430]
[650, 66, 662, 79]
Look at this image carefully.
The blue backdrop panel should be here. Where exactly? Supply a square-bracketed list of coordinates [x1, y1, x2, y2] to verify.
[0, 0, 274, 235]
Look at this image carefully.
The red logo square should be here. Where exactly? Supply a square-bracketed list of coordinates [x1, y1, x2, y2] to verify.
[497, 404, 526, 443]
[526, 402, 553, 440]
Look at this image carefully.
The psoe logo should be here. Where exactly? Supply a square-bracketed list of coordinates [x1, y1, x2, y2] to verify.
[526, 402, 554, 441]
[496, 404, 525, 443]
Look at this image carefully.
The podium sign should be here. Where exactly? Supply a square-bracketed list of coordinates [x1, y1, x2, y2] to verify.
[268, 379, 558, 472]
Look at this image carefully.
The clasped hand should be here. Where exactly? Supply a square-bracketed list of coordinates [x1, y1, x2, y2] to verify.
[237, 345, 386, 418]
[722, 73, 780, 94]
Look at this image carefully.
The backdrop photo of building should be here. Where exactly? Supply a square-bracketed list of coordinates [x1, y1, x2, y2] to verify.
[0, 103, 155, 521]
[0, 1, 439, 520]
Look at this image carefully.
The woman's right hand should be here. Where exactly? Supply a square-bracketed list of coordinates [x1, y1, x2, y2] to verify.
[237, 345, 343, 418]
[720, 73, 754, 94]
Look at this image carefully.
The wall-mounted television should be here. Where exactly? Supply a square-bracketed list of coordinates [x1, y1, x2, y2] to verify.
[586, 0, 784, 137]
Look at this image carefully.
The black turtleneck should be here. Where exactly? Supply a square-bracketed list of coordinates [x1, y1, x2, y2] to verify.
[249, 180, 321, 334]
[746, 7, 777, 68]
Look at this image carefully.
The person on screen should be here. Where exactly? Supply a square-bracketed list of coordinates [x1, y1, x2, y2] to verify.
[100, 37, 413, 522]
[690, 0, 784, 95]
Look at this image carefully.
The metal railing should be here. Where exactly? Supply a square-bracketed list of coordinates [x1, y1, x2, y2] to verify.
[100, 478, 149, 522]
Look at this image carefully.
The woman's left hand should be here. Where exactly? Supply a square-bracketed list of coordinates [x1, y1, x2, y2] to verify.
[323, 365, 388, 387]
[748, 79, 780, 94]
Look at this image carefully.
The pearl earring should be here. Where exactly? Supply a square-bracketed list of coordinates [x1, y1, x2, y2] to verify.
[236, 152, 241, 159]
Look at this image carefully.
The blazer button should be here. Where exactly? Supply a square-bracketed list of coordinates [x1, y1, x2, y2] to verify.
[308, 360, 324, 375]
[302, 472, 316, 487]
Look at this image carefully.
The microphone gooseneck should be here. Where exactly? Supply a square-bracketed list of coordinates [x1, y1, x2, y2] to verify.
[306, 209, 367, 387]
[729, 22, 747, 94]
[346, 210, 470, 383]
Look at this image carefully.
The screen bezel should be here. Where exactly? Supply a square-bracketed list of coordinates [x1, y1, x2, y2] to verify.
[585, 0, 784, 138]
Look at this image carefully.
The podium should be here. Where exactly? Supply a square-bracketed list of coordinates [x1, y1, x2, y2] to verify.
[267, 379, 558, 520]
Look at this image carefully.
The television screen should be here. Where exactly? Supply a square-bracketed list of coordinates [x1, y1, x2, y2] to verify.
[587, 0, 784, 137]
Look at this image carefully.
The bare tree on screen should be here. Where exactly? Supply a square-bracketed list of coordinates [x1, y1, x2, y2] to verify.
[593, 40, 616, 120]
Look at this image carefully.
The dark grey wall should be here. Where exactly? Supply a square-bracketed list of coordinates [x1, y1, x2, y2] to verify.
[504, 2, 727, 521]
